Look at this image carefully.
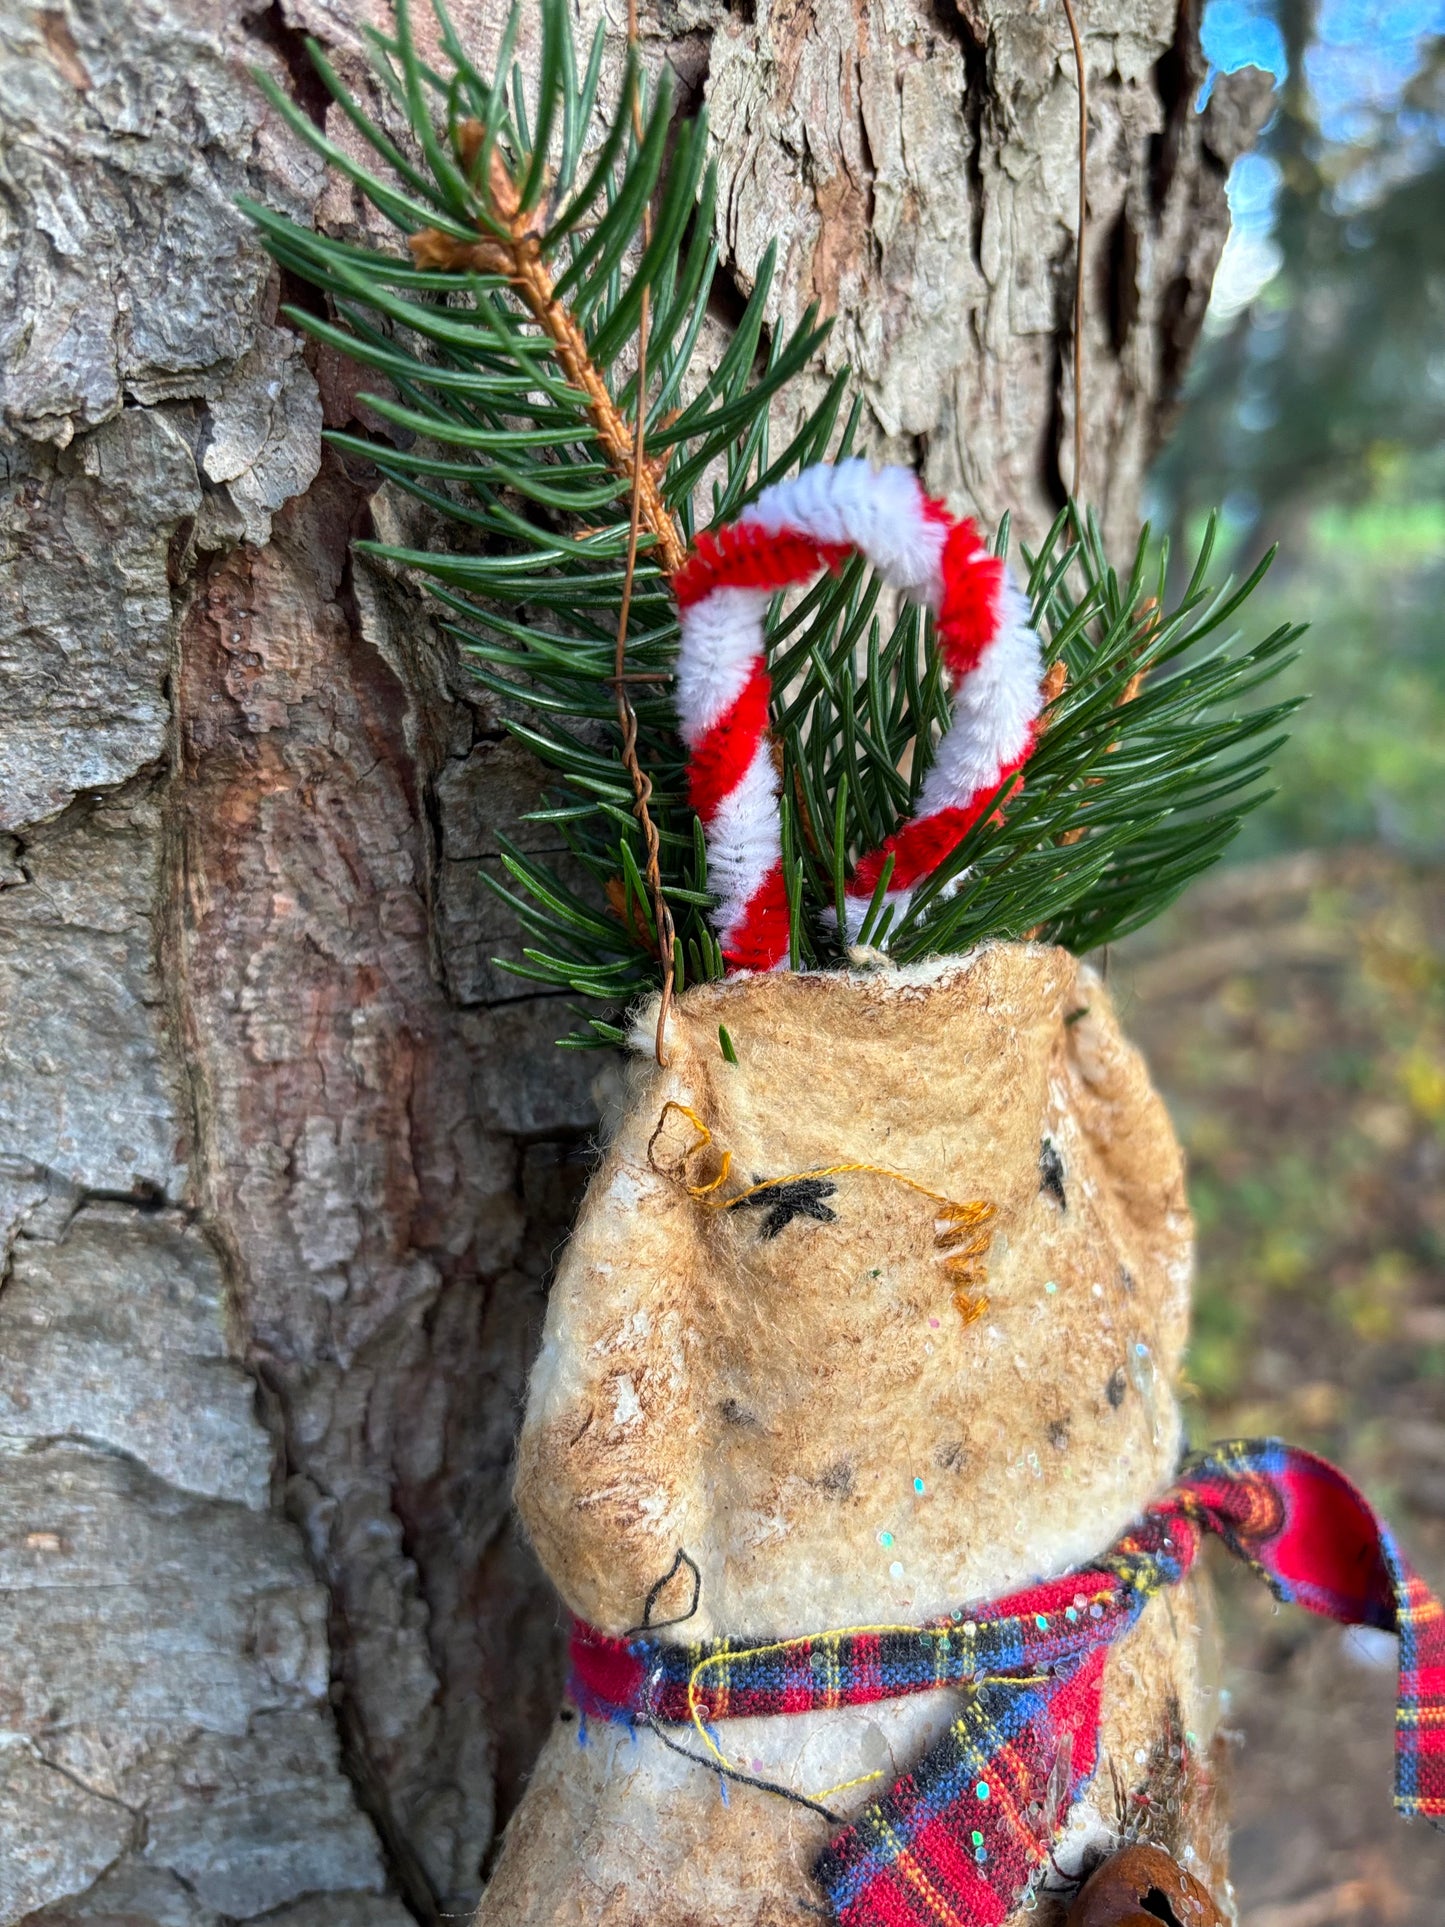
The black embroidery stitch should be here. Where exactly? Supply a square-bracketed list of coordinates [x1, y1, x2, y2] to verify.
[628, 1548, 703, 1636]
[732, 1176, 838, 1239]
[1039, 1138, 1067, 1208]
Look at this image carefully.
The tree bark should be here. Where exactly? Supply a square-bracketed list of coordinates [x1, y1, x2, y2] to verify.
[0, 1, 1265, 1920]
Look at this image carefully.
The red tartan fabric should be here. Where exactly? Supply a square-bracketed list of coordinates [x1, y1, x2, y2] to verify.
[569, 1441, 1445, 1927]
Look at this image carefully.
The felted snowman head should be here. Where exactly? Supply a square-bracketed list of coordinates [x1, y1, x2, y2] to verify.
[517, 943, 1191, 1639]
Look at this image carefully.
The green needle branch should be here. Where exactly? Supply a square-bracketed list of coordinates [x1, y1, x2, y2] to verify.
[243, 0, 1303, 1046]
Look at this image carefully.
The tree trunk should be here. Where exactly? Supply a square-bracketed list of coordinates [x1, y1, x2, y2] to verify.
[0, 1, 1264, 1920]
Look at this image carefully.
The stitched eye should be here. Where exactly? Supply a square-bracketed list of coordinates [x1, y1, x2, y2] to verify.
[729, 1177, 838, 1240]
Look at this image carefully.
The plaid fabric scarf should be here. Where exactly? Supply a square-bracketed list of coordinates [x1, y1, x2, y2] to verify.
[570, 1440, 1445, 1927]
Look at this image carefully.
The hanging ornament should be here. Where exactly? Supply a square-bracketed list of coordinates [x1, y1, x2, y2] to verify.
[242, 2, 1435, 1925]
[1066, 1844, 1223, 1927]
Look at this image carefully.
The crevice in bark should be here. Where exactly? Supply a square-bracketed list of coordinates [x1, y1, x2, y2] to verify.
[165, 517, 198, 590]
[1041, 308, 1070, 514]
[246, 1311, 444, 1927]
[420, 763, 455, 1002]
[276, 260, 333, 329]
[331, 1673, 440, 1927]
[1148, 0, 1200, 219]
[65, 1178, 172, 1215]
[856, 107, 879, 253]
[932, 0, 990, 280]
[458, 984, 593, 1014]
[0, 1168, 186, 1302]
[1, 828, 33, 890]
[253, 1, 332, 129]
[927, 0, 986, 57]
[1155, 268, 1202, 422]
[0, 1223, 17, 1309]
[963, 50, 989, 281]
[707, 251, 757, 339]
[668, 29, 716, 116]
[1104, 202, 1142, 354]
[30, 1745, 146, 1831]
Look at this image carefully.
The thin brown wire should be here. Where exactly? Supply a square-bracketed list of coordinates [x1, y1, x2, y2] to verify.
[1061, 0, 1088, 499]
[614, 0, 676, 1066]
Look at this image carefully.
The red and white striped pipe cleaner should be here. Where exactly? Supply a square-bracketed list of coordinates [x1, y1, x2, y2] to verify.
[670, 460, 1045, 971]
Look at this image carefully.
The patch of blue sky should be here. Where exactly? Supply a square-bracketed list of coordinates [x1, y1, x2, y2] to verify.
[1308, 0, 1445, 143]
[1202, 0, 1287, 84]
[1201, 0, 1444, 317]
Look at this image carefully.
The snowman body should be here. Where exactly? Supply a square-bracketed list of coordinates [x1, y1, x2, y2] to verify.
[478, 946, 1227, 1926]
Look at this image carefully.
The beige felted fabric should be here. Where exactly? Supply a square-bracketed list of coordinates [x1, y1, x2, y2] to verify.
[481, 944, 1223, 1926]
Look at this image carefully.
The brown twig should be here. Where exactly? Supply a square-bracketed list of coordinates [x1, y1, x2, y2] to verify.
[411, 144, 685, 577]
[616, 0, 676, 1065]
[411, 82, 684, 1064]
[1061, 0, 1088, 499]
[1040, 660, 1069, 710]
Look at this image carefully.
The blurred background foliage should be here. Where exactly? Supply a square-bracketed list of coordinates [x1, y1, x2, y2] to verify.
[1138, 0, 1445, 1434]
[1152, 0, 1445, 856]
[1123, 8, 1445, 1908]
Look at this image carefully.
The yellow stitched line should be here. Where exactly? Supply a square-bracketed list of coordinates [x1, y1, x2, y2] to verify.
[647, 1100, 995, 1230]
[683, 1630, 1047, 1806]
[685, 1623, 927, 1791]
[648, 1101, 734, 1194]
[811, 1766, 887, 1801]
[720, 1167, 994, 1220]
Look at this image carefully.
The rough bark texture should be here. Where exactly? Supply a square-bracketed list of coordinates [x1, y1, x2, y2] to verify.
[0, 0, 1263, 1918]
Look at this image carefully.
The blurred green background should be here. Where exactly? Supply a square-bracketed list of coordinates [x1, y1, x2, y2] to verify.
[1119, 5, 1445, 1914]
[1155, 0, 1445, 862]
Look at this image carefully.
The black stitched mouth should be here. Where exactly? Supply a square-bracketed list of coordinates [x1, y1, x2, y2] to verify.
[730, 1176, 839, 1239]
[1039, 1138, 1067, 1207]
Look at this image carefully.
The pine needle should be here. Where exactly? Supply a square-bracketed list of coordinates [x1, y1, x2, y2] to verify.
[243, 0, 1299, 1045]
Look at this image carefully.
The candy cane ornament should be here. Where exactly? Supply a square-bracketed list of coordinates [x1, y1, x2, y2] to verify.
[670, 460, 1045, 973]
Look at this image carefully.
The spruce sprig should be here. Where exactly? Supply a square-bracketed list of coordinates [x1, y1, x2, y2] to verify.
[244, 0, 1300, 1046]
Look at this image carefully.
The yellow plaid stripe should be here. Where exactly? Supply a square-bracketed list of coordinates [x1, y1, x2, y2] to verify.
[821, 1631, 842, 1710]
